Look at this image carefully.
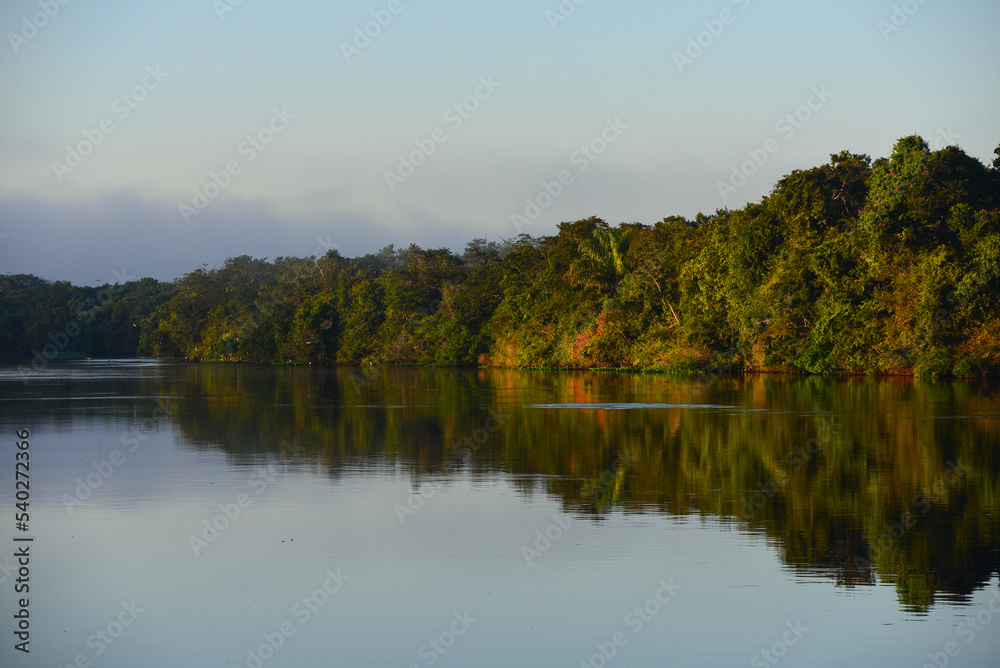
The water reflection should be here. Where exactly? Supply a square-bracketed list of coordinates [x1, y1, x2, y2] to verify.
[3, 362, 999, 614]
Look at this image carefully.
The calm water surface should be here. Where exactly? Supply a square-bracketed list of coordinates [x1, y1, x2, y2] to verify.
[1, 361, 999, 667]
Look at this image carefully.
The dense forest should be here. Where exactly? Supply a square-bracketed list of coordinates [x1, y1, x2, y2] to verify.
[3, 135, 1000, 377]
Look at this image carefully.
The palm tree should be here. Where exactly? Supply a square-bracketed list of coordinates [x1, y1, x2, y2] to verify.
[575, 226, 632, 294]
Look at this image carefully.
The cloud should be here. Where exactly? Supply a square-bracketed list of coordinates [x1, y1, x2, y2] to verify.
[0, 189, 407, 284]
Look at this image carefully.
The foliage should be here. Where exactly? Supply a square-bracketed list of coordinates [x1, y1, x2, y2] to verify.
[2, 136, 999, 376]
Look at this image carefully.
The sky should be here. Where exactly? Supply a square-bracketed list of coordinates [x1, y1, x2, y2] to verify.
[0, 0, 997, 285]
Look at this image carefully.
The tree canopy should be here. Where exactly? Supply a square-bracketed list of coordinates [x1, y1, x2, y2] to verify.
[3, 136, 1000, 377]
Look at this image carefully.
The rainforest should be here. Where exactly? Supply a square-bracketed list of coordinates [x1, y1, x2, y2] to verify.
[3, 136, 1000, 377]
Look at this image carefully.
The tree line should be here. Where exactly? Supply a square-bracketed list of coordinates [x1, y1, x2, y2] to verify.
[3, 136, 1000, 377]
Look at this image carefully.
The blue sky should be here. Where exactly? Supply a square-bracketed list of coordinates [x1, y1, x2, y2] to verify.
[0, 0, 997, 284]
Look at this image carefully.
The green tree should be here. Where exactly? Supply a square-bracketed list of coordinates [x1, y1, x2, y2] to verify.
[574, 224, 632, 294]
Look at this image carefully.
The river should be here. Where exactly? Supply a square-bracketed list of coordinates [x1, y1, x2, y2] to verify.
[1, 361, 998, 667]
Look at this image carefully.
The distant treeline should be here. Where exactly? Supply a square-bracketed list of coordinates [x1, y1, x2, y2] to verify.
[3, 136, 1000, 376]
